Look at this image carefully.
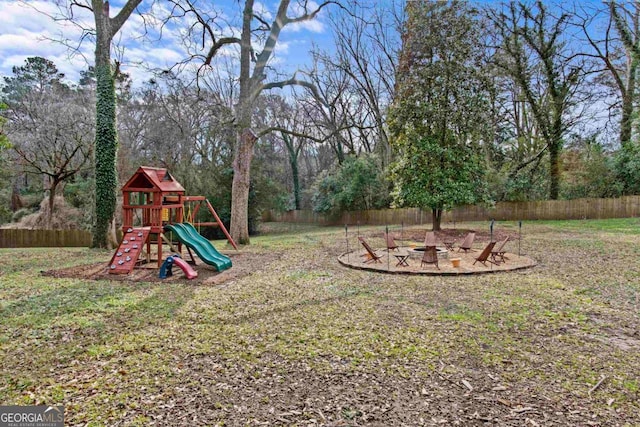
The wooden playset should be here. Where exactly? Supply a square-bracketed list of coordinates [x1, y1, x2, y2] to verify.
[108, 166, 236, 275]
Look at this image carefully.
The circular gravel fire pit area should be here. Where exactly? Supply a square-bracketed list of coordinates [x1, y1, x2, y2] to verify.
[338, 246, 536, 276]
[407, 246, 449, 260]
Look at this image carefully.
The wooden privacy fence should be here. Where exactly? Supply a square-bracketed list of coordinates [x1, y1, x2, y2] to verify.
[263, 195, 640, 225]
[0, 229, 92, 248]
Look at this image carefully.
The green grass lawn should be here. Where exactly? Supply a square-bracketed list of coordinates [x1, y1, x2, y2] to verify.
[1, 219, 639, 426]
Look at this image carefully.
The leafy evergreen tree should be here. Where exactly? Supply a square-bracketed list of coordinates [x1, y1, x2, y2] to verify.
[389, 0, 491, 230]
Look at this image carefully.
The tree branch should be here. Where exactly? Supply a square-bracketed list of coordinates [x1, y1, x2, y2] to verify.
[204, 37, 242, 65]
[285, 0, 340, 25]
[259, 76, 328, 108]
[111, 0, 143, 36]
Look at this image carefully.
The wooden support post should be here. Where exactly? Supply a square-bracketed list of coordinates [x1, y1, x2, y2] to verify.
[157, 233, 163, 267]
[192, 202, 202, 220]
[186, 246, 196, 265]
[146, 235, 151, 263]
[205, 199, 238, 250]
[160, 233, 180, 254]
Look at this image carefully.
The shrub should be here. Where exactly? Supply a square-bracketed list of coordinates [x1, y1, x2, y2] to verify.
[311, 154, 390, 215]
[614, 143, 640, 195]
[12, 208, 33, 223]
[15, 197, 83, 230]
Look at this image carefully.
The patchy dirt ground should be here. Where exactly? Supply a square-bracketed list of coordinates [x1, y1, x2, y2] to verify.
[2, 221, 640, 426]
[42, 250, 281, 286]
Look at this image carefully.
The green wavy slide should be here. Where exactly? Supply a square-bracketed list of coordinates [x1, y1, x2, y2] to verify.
[164, 223, 232, 271]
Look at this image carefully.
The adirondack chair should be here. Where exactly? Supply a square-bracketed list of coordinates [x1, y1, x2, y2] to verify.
[358, 237, 383, 263]
[384, 232, 399, 251]
[424, 231, 437, 248]
[421, 245, 439, 269]
[491, 236, 510, 264]
[457, 232, 476, 253]
[473, 241, 497, 267]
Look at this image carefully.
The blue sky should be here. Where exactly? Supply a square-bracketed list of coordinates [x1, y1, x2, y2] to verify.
[0, 0, 337, 85]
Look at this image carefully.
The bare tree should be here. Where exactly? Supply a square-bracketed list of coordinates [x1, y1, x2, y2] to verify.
[488, 1, 588, 200]
[118, 75, 234, 185]
[28, 0, 146, 245]
[168, 0, 340, 244]
[2, 58, 94, 227]
[313, 1, 402, 165]
[575, 1, 640, 147]
[260, 95, 313, 210]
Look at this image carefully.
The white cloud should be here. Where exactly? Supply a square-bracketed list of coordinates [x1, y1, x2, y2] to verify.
[254, 2, 274, 21]
[125, 46, 185, 68]
[0, 0, 94, 81]
[0, 32, 54, 54]
[284, 0, 327, 34]
[286, 19, 325, 34]
[0, 0, 333, 86]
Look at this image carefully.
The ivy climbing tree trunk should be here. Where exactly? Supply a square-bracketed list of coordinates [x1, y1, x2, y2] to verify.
[90, 0, 142, 248]
[619, 64, 636, 146]
[93, 53, 118, 247]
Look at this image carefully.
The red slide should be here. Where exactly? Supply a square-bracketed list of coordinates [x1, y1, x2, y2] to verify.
[172, 256, 198, 279]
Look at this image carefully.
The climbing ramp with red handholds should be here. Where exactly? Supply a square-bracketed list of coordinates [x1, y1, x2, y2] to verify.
[108, 227, 151, 274]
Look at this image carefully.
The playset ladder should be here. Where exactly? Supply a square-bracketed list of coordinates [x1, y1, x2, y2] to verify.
[108, 227, 151, 274]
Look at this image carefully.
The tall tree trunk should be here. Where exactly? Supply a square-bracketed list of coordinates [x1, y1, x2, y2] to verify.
[610, 0, 640, 147]
[549, 115, 563, 200]
[92, 47, 118, 248]
[90, 0, 141, 248]
[620, 58, 637, 147]
[227, 0, 329, 242]
[291, 156, 301, 210]
[230, 129, 256, 244]
[283, 133, 301, 210]
[229, 0, 255, 245]
[548, 140, 560, 200]
[432, 208, 442, 231]
[48, 178, 59, 228]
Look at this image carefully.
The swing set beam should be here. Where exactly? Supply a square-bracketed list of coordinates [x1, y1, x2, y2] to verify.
[183, 196, 238, 250]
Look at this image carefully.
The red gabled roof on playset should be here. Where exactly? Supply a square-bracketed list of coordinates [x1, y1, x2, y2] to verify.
[122, 166, 186, 193]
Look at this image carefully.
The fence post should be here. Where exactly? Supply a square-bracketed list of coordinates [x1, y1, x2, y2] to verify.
[518, 220, 522, 256]
[345, 224, 349, 263]
[386, 225, 390, 271]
